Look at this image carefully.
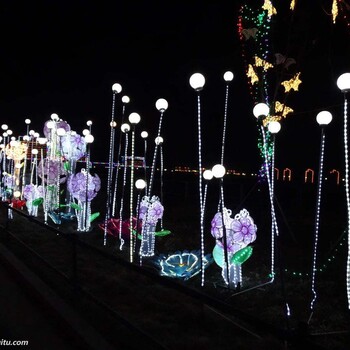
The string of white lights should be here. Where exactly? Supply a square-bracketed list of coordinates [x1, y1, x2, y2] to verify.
[118, 131, 129, 251]
[343, 96, 350, 309]
[310, 129, 326, 312]
[103, 90, 117, 245]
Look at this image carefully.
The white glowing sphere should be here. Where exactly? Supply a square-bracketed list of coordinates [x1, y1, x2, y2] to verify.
[155, 98, 168, 112]
[29, 129, 35, 135]
[267, 121, 281, 134]
[253, 103, 270, 118]
[0, 144, 4, 148]
[223, 71, 234, 82]
[25, 118, 31, 124]
[7, 129, 13, 135]
[316, 111, 333, 126]
[32, 149, 38, 155]
[141, 131, 148, 139]
[3, 132, 8, 137]
[10, 140, 18, 147]
[56, 128, 66, 136]
[85, 134, 94, 143]
[110, 121, 117, 127]
[51, 113, 59, 121]
[34, 132, 40, 138]
[10, 136, 16, 141]
[155, 136, 164, 145]
[203, 169, 213, 180]
[82, 129, 90, 136]
[337, 73, 350, 92]
[23, 135, 30, 141]
[189, 73, 205, 91]
[135, 178, 146, 190]
[112, 83, 122, 93]
[86, 120, 92, 126]
[122, 95, 130, 104]
[128, 112, 141, 125]
[37, 137, 47, 145]
[212, 164, 226, 178]
[46, 121, 54, 129]
[1, 124, 8, 130]
[121, 123, 130, 133]
[13, 190, 21, 198]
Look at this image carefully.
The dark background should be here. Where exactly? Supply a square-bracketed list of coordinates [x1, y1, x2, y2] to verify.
[0, 0, 349, 175]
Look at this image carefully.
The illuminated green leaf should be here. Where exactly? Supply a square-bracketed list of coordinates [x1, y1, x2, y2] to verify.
[70, 203, 82, 211]
[231, 246, 253, 265]
[155, 229, 171, 237]
[32, 197, 43, 206]
[63, 161, 71, 171]
[90, 212, 100, 222]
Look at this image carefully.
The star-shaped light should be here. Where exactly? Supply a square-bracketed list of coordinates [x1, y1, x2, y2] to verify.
[281, 72, 302, 92]
[290, 0, 296, 10]
[262, 0, 277, 17]
[332, 0, 338, 23]
[263, 115, 281, 127]
[275, 101, 294, 117]
[247, 64, 259, 85]
[254, 56, 274, 71]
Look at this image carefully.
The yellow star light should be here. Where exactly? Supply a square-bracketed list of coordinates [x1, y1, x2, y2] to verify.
[332, 0, 338, 23]
[262, 0, 277, 17]
[281, 72, 302, 92]
[263, 115, 281, 127]
[275, 101, 294, 117]
[254, 56, 274, 71]
[290, 0, 296, 10]
[247, 64, 259, 85]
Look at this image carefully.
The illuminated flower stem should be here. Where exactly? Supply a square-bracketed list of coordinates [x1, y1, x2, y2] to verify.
[104, 91, 117, 246]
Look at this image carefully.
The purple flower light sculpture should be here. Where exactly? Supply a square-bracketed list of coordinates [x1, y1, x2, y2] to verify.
[67, 169, 101, 231]
[61, 133, 86, 161]
[211, 207, 257, 288]
[139, 195, 164, 257]
[23, 184, 44, 216]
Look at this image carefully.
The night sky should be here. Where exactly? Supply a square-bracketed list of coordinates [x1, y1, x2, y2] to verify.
[0, 1, 349, 174]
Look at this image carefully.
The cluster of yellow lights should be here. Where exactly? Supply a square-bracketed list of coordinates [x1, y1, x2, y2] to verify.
[275, 101, 294, 117]
[254, 56, 274, 71]
[332, 0, 339, 23]
[281, 72, 302, 92]
[5, 142, 27, 161]
[262, 102, 294, 126]
[263, 115, 281, 127]
[290, 0, 296, 10]
[247, 64, 259, 84]
[262, 0, 277, 17]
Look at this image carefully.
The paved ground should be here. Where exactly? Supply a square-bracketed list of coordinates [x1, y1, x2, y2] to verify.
[0, 242, 118, 350]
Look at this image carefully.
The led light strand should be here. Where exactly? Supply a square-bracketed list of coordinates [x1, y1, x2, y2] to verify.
[269, 133, 276, 281]
[201, 180, 209, 286]
[112, 103, 127, 217]
[284, 234, 346, 277]
[343, 95, 350, 309]
[147, 111, 164, 198]
[220, 83, 230, 165]
[261, 125, 277, 281]
[160, 144, 164, 230]
[129, 127, 136, 262]
[104, 91, 117, 245]
[118, 133, 129, 251]
[310, 128, 326, 312]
